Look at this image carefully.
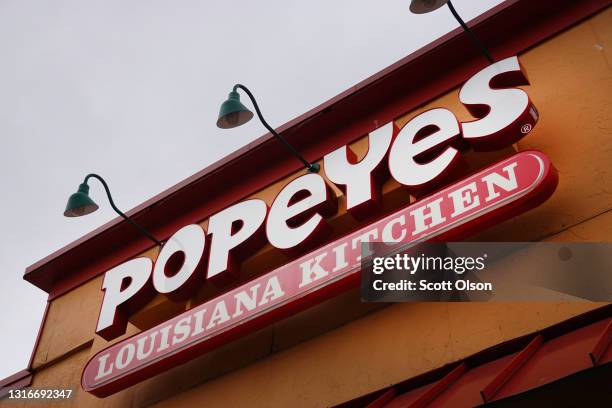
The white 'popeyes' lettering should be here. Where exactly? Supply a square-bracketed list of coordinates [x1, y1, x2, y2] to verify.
[96, 56, 537, 341]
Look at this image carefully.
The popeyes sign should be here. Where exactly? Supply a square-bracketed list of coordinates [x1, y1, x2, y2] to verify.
[83, 56, 558, 397]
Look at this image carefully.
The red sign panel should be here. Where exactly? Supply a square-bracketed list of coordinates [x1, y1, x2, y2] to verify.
[82, 150, 557, 397]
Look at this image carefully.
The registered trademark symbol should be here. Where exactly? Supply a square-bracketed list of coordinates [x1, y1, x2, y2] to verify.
[520, 124, 532, 134]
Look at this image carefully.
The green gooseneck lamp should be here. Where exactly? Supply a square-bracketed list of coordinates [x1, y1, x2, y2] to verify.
[64, 174, 162, 246]
[217, 84, 320, 173]
[409, 0, 494, 63]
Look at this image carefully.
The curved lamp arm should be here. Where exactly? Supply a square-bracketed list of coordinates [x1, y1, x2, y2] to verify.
[233, 84, 320, 173]
[84, 174, 163, 246]
[447, 0, 493, 63]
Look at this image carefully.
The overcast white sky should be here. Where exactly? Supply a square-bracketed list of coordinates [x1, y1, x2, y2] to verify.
[0, 0, 505, 379]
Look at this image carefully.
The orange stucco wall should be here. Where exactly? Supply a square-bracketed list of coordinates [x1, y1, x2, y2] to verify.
[2, 7, 611, 408]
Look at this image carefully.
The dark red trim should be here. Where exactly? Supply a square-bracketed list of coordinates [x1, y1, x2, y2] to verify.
[0, 370, 31, 388]
[25, 0, 611, 297]
[366, 388, 397, 408]
[0, 369, 32, 398]
[589, 319, 612, 366]
[480, 335, 544, 403]
[408, 362, 467, 408]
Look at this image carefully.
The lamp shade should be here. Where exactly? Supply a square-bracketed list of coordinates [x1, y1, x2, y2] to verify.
[216, 90, 254, 129]
[64, 183, 99, 217]
[409, 0, 448, 14]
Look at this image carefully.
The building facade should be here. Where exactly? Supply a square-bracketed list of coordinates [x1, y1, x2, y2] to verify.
[2, 0, 611, 406]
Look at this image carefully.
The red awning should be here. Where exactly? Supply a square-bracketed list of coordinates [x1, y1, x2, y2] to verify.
[337, 305, 612, 407]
